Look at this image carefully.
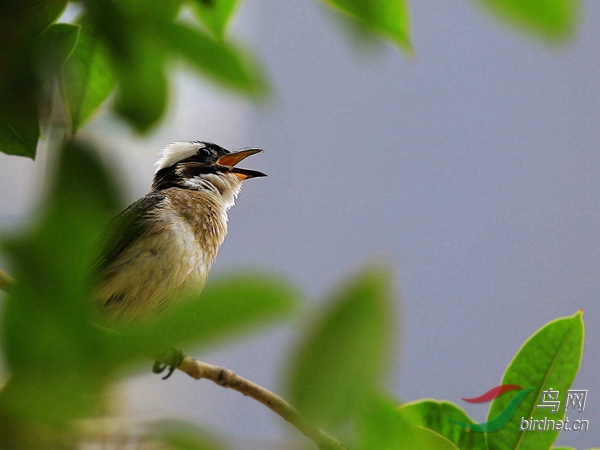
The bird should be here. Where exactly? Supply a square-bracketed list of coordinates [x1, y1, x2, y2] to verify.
[93, 141, 266, 377]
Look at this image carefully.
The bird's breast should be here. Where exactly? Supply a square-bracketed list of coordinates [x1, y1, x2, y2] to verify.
[98, 188, 229, 322]
[145, 188, 229, 296]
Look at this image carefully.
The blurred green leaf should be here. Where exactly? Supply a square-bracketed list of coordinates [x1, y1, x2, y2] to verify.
[0, 140, 122, 434]
[153, 420, 226, 450]
[552, 448, 575, 450]
[473, 0, 579, 42]
[0, 5, 73, 159]
[0, 112, 39, 158]
[0, 23, 79, 158]
[399, 400, 487, 450]
[32, 23, 80, 83]
[360, 396, 459, 450]
[162, 22, 267, 97]
[189, 0, 239, 41]
[106, 271, 299, 361]
[120, 0, 183, 22]
[287, 265, 395, 425]
[322, 0, 412, 53]
[113, 33, 169, 133]
[81, 0, 170, 133]
[62, 19, 117, 133]
[82, 0, 133, 62]
[0, 0, 67, 50]
[487, 311, 584, 450]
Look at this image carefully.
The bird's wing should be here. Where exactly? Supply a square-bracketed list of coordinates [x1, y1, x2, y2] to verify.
[93, 191, 166, 276]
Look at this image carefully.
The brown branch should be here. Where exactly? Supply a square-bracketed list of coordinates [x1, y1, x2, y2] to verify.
[176, 356, 348, 450]
[0, 269, 14, 293]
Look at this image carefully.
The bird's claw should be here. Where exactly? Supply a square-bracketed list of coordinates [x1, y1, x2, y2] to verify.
[152, 347, 184, 380]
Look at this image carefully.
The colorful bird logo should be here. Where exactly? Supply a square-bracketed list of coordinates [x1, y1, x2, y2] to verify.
[446, 384, 534, 432]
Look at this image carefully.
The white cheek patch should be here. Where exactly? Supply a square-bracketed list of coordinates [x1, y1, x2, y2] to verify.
[203, 173, 242, 210]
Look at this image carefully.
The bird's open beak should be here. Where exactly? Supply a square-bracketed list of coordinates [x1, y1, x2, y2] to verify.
[217, 148, 267, 180]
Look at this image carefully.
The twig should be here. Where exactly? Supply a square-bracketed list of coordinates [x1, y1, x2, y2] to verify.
[0, 269, 14, 293]
[176, 356, 348, 450]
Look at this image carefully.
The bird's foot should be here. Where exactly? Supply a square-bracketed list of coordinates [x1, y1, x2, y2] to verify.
[152, 346, 184, 380]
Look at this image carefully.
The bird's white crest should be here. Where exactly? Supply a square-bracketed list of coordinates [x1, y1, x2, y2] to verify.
[154, 141, 203, 173]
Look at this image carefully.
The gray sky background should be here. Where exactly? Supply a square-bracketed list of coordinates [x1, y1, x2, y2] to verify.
[0, 1, 598, 448]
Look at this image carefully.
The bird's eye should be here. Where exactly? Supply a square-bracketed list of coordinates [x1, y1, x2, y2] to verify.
[197, 147, 211, 159]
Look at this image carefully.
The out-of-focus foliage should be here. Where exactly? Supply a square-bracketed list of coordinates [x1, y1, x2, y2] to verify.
[105, 270, 300, 363]
[161, 23, 266, 97]
[0, 0, 266, 157]
[323, 0, 413, 53]
[0, 140, 122, 448]
[0, 0, 581, 158]
[474, 0, 579, 42]
[0, 1, 73, 158]
[190, 0, 240, 42]
[152, 420, 227, 450]
[287, 266, 395, 426]
[359, 396, 459, 450]
[62, 17, 116, 134]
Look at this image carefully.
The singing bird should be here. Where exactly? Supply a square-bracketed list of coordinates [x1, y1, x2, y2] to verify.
[94, 141, 266, 377]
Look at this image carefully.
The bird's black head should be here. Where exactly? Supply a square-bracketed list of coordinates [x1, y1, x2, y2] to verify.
[152, 141, 266, 191]
[188, 141, 230, 164]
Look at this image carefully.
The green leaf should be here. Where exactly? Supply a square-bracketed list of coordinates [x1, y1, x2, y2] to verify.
[0, 0, 68, 50]
[0, 140, 122, 428]
[400, 400, 487, 450]
[3, 140, 122, 372]
[0, 112, 39, 158]
[62, 19, 117, 133]
[32, 23, 80, 82]
[286, 265, 395, 425]
[81, 0, 170, 132]
[486, 312, 584, 450]
[113, 34, 169, 133]
[0, 24, 78, 156]
[161, 22, 267, 97]
[152, 420, 226, 450]
[189, 0, 239, 41]
[0, 4, 72, 158]
[82, 0, 132, 62]
[551, 447, 575, 450]
[83, 0, 179, 62]
[105, 271, 300, 362]
[120, 0, 183, 22]
[322, 0, 412, 53]
[360, 397, 459, 450]
[473, 0, 579, 42]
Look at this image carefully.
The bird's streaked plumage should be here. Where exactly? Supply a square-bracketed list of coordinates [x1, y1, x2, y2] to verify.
[95, 141, 265, 323]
